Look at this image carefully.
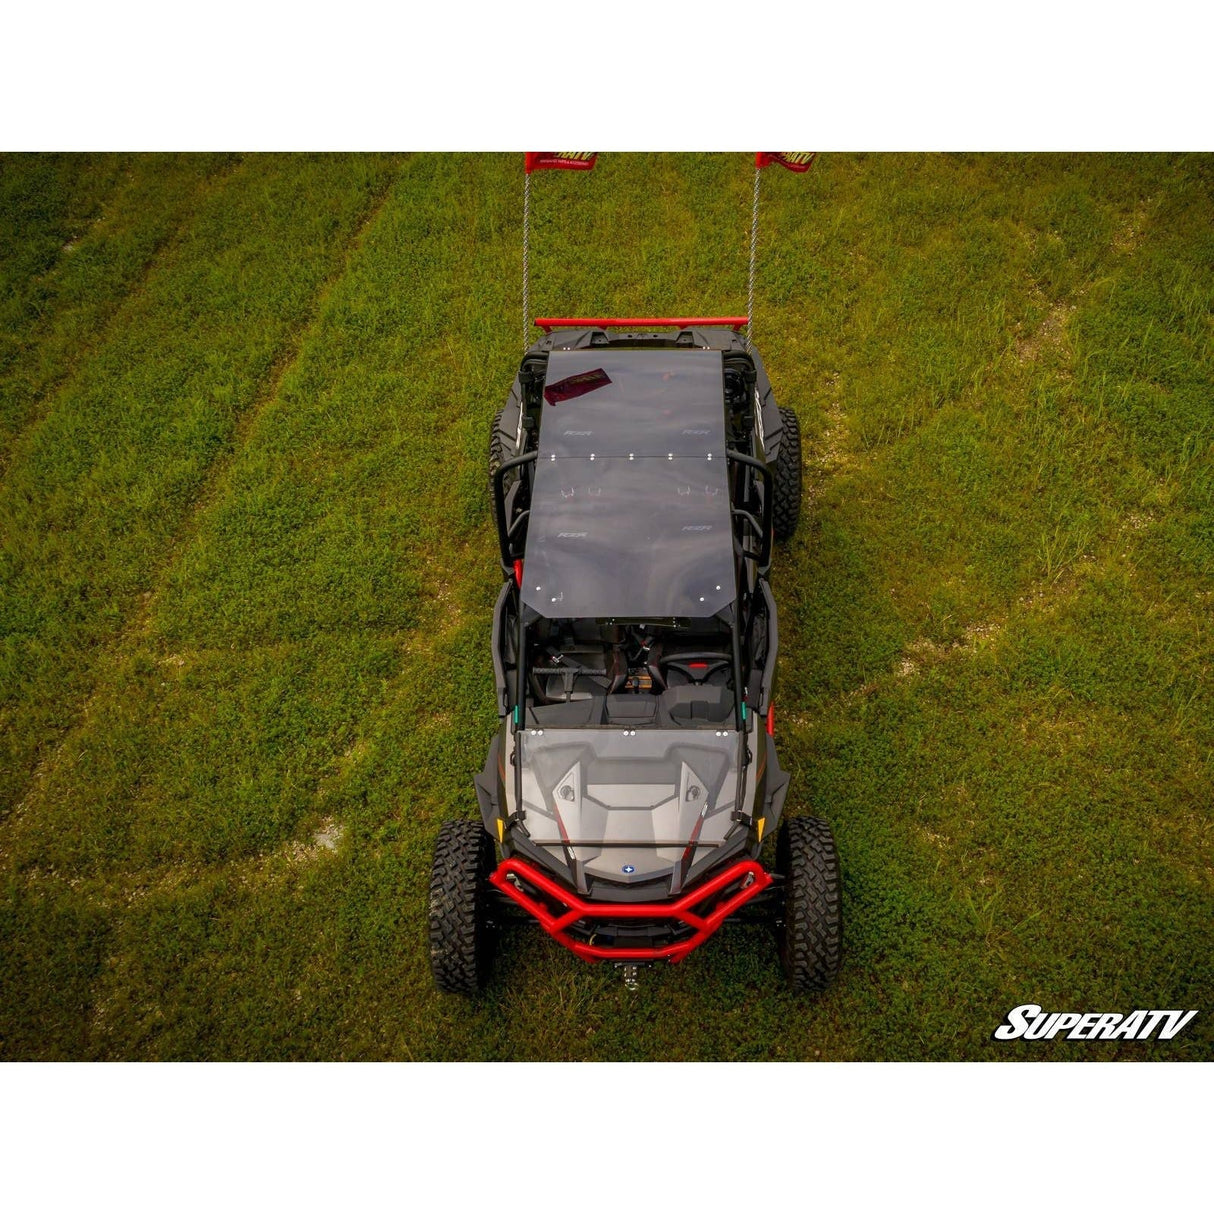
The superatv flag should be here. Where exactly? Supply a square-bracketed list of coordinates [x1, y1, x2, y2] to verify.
[756, 152, 817, 172]
[525, 153, 598, 173]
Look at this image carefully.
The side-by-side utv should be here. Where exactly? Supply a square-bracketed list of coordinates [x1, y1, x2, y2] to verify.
[429, 318, 841, 992]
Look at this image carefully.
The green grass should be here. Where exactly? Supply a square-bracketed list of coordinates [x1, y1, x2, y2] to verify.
[0, 152, 400, 814]
[0, 152, 1210, 1060]
[0, 153, 237, 468]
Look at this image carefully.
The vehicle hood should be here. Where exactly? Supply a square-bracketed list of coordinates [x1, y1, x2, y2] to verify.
[513, 726, 745, 894]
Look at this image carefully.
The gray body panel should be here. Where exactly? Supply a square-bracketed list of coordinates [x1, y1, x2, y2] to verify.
[476, 714, 791, 902]
[515, 726, 739, 894]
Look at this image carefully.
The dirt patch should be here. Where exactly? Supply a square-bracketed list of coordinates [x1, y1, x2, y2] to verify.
[277, 818, 346, 865]
[812, 374, 852, 475]
[917, 826, 951, 851]
[311, 820, 344, 853]
[1016, 300, 1076, 364]
[962, 619, 1003, 646]
[1120, 510, 1157, 534]
[1112, 200, 1153, 255]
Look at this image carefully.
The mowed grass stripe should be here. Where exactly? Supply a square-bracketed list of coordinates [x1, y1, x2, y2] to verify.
[758, 156, 1168, 704]
[0, 154, 403, 816]
[1, 153, 238, 471]
[0, 154, 134, 331]
[768, 154, 1214, 1060]
[155, 153, 517, 648]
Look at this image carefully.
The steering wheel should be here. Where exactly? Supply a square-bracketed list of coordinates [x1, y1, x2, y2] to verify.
[661, 653, 732, 683]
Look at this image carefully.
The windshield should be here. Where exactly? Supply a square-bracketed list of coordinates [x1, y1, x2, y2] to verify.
[517, 726, 741, 887]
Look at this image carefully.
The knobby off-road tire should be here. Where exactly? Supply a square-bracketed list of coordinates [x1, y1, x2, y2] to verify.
[772, 406, 803, 542]
[776, 816, 842, 993]
[429, 820, 497, 995]
[488, 406, 506, 502]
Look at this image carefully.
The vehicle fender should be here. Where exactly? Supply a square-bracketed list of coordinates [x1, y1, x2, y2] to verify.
[474, 732, 503, 837]
[499, 380, 523, 456]
[748, 346, 784, 464]
[760, 734, 791, 839]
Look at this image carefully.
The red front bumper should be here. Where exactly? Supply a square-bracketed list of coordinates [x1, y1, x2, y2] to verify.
[489, 855, 773, 964]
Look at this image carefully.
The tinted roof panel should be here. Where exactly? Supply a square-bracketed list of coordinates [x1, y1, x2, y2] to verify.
[539, 349, 726, 457]
[521, 455, 734, 619]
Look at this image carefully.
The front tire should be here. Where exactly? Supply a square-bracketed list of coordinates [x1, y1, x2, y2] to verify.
[772, 406, 803, 541]
[776, 816, 842, 992]
[429, 820, 497, 995]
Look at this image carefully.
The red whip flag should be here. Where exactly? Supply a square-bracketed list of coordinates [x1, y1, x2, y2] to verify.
[522, 154, 598, 348]
[756, 152, 817, 172]
[525, 153, 598, 173]
[747, 153, 817, 347]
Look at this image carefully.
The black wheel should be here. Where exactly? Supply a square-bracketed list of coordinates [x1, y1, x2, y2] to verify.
[772, 406, 802, 541]
[488, 406, 506, 501]
[775, 816, 842, 992]
[429, 820, 497, 995]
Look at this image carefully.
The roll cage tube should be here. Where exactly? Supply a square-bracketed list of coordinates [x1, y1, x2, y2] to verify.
[494, 450, 537, 572]
[514, 585, 526, 821]
[725, 449, 773, 570]
[490, 454, 537, 826]
[730, 603, 744, 733]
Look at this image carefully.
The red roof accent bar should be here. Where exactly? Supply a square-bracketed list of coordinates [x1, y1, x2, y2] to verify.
[489, 855, 772, 963]
[535, 316, 748, 333]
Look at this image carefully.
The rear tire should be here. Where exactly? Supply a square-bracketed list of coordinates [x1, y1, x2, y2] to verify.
[772, 406, 802, 541]
[776, 816, 842, 992]
[429, 820, 497, 995]
[488, 407, 506, 501]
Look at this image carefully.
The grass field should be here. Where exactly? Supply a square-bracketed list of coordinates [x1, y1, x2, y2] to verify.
[0, 152, 1210, 1061]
